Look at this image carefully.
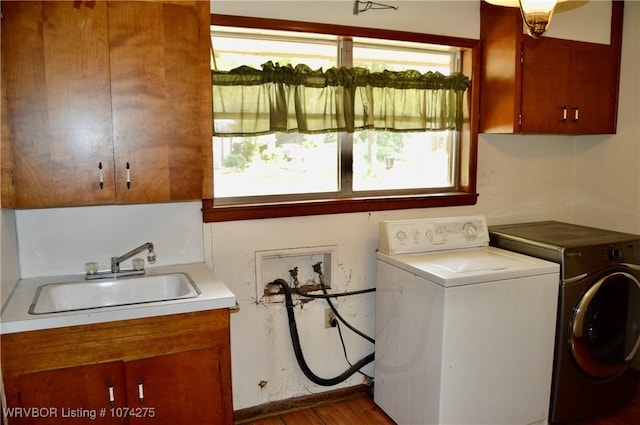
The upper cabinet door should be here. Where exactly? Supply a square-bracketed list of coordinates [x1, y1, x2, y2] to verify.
[567, 47, 619, 135]
[1, 1, 116, 208]
[108, 1, 209, 204]
[520, 42, 570, 134]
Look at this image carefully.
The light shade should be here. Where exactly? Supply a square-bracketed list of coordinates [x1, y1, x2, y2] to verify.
[484, 0, 569, 7]
[520, 0, 558, 37]
[485, 0, 568, 38]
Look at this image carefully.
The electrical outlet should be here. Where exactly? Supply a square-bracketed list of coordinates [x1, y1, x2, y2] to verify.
[325, 308, 337, 328]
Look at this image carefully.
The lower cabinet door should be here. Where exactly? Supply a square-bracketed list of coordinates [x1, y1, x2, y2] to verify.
[12, 362, 127, 425]
[124, 348, 229, 425]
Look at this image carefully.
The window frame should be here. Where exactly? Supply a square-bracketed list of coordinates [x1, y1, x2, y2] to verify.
[203, 14, 480, 222]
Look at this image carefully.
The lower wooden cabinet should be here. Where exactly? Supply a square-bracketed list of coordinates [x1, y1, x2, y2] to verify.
[1, 310, 233, 425]
[15, 362, 127, 425]
[124, 349, 228, 424]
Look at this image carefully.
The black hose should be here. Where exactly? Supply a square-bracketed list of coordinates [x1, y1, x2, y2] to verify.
[272, 278, 375, 386]
[298, 287, 376, 298]
[317, 275, 375, 344]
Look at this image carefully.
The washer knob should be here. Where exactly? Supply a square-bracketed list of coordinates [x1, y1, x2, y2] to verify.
[608, 246, 623, 261]
[462, 222, 478, 241]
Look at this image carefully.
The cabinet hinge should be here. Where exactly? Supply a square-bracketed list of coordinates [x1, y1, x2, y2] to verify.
[518, 114, 522, 126]
[520, 50, 524, 64]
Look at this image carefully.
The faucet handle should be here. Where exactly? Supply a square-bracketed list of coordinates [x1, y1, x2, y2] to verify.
[85, 262, 99, 275]
[132, 258, 145, 271]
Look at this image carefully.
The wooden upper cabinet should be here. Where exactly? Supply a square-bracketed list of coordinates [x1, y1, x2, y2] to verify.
[0, 0, 211, 208]
[1, 1, 116, 208]
[479, 1, 623, 135]
[566, 47, 620, 135]
[519, 42, 570, 134]
[109, 2, 208, 204]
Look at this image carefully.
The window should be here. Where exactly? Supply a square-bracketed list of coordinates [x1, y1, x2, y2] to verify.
[204, 16, 479, 222]
[211, 27, 339, 199]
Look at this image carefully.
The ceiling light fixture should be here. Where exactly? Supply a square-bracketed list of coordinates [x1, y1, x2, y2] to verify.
[485, 0, 569, 38]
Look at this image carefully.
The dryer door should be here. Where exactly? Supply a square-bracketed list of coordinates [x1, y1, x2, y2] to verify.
[569, 271, 640, 379]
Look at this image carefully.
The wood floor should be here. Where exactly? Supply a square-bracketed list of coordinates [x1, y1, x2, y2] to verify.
[236, 389, 640, 425]
[235, 395, 394, 425]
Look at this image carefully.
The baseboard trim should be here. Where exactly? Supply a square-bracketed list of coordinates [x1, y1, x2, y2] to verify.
[233, 384, 373, 424]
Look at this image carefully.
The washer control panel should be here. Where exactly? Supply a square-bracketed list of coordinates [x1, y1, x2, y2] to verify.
[378, 215, 490, 255]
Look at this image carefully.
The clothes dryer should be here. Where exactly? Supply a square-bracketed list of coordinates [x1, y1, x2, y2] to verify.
[375, 216, 560, 425]
[489, 221, 640, 424]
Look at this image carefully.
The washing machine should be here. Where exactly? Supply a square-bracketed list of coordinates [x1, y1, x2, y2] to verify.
[374, 215, 560, 425]
[489, 221, 640, 424]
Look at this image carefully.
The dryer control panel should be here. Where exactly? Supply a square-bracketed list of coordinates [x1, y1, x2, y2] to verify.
[378, 215, 490, 255]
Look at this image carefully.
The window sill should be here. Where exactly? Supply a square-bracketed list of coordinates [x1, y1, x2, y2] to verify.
[201, 192, 478, 222]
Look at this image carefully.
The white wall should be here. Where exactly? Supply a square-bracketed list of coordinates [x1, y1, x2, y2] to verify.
[210, 0, 481, 39]
[13, 202, 205, 279]
[0, 210, 19, 309]
[571, 1, 640, 233]
[207, 135, 576, 410]
[210, 0, 612, 44]
[3, 0, 638, 413]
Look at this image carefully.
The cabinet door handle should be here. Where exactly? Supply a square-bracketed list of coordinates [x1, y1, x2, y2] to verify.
[137, 379, 144, 404]
[108, 380, 115, 406]
[573, 106, 579, 122]
[98, 162, 104, 190]
[562, 105, 568, 122]
[126, 162, 131, 189]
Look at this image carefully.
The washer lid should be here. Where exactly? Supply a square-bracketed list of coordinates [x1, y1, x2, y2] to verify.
[377, 246, 559, 287]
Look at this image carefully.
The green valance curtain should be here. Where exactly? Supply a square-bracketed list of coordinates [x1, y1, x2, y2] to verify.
[211, 61, 470, 136]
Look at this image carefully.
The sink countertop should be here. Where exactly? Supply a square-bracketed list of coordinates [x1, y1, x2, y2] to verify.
[0, 263, 236, 334]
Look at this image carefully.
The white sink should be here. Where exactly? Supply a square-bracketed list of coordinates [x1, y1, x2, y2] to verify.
[29, 273, 201, 314]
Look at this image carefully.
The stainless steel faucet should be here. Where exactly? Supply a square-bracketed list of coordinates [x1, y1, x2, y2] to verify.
[111, 242, 157, 272]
